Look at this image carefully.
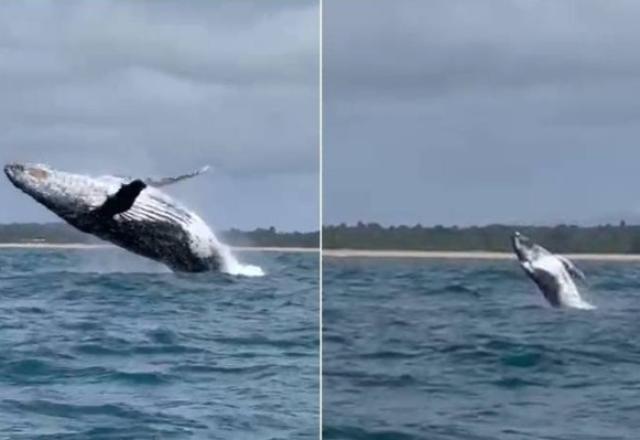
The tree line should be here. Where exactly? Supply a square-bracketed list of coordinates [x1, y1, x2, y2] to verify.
[323, 222, 640, 253]
[0, 223, 319, 248]
[5, 222, 640, 253]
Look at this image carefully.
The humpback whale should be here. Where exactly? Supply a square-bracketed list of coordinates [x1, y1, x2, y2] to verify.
[512, 231, 594, 309]
[4, 162, 262, 275]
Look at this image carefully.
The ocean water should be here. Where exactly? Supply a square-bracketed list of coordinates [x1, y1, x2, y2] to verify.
[0, 248, 318, 439]
[323, 257, 640, 440]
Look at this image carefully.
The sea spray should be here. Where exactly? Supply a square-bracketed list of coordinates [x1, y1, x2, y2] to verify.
[188, 215, 265, 277]
[218, 244, 265, 277]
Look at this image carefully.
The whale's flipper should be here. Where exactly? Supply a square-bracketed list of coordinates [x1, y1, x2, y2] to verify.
[519, 260, 535, 275]
[557, 255, 586, 281]
[95, 180, 147, 217]
[532, 267, 561, 306]
[145, 166, 210, 188]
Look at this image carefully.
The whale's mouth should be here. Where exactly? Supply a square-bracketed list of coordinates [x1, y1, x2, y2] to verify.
[5, 163, 52, 185]
[4, 163, 26, 189]
[4, 163, 22, 179]
[512, 231, 535, 261]
[513, 232, 534, 246]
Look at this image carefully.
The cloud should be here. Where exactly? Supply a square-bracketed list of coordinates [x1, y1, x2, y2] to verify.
[0, 0, 318, 231]
[325, 0, 640, 226]
[326, 0, 640, 99]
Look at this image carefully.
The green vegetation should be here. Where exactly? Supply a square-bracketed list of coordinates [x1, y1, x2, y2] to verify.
[323, 222, 640, 254]
[224, 227, 318, 248]
[0, 223, 93, 244]
[0, 223, 319, 248]
[6, 222, 640, 253]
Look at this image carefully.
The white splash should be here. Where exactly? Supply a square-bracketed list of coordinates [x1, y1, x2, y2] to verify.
[187, 213, 265, 277]
[218, 245, 265, 277]
[534, 255, 595, 310]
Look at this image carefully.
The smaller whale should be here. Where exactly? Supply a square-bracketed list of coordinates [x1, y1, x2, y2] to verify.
[512, 231, 594, 309]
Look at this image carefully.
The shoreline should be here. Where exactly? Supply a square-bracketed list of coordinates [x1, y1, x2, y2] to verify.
[322, 249, 640, 261]
[0, 244, 638, 260]
[233, 246, 318, 253]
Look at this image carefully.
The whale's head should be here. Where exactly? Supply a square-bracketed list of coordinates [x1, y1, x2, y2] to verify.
[4, 162, 109, 221]
[512, 231, 548, 263]
[512, 231, 536, 262]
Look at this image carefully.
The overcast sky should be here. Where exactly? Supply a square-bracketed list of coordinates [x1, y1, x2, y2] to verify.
[325, 0, 640, 226]
[0, 0, 318, 232]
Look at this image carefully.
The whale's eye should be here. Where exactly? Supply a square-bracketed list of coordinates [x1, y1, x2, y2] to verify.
[28, 168, 49, 181]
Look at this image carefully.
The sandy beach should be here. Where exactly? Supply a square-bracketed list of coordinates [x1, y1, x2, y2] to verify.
[233, 246, 319, 253]
[323, 249, 640, 261]
[1, 244, 638, 260]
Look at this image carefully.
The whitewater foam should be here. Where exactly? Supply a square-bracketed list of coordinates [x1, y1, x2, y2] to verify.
[215, 241, 264, 277]
[186, 214, 264, 277]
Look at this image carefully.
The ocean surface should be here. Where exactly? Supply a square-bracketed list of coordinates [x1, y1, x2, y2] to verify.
[0, 248, 318, 439]
[323, 257, 640, 440]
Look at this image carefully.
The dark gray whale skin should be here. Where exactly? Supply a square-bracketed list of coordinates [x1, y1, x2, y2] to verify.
[4, 163, 220, 272]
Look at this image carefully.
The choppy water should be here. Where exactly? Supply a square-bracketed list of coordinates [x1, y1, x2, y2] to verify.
[0, 249, 318, 439]
[323, 257, 640, 440]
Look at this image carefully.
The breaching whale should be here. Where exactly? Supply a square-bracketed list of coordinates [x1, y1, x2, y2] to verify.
[512, 231, 594, 309]
[4, 162, 263, 275]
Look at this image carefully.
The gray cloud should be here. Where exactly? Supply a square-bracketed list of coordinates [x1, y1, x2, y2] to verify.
[325, 0, 640, 226]
[0, 0, 318, 231]
[326, 0, 640, 97]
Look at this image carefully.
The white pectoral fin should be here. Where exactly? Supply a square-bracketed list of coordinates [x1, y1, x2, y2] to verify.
[521, 261, 535, 275]
[558, 255, 586, 281]
[145, 165, 211, 187]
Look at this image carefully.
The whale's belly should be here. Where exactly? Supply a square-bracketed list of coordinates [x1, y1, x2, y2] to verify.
[532, 256, 589, 308]
[99, 217, 218, 272]
[72, 192, 220, 272]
